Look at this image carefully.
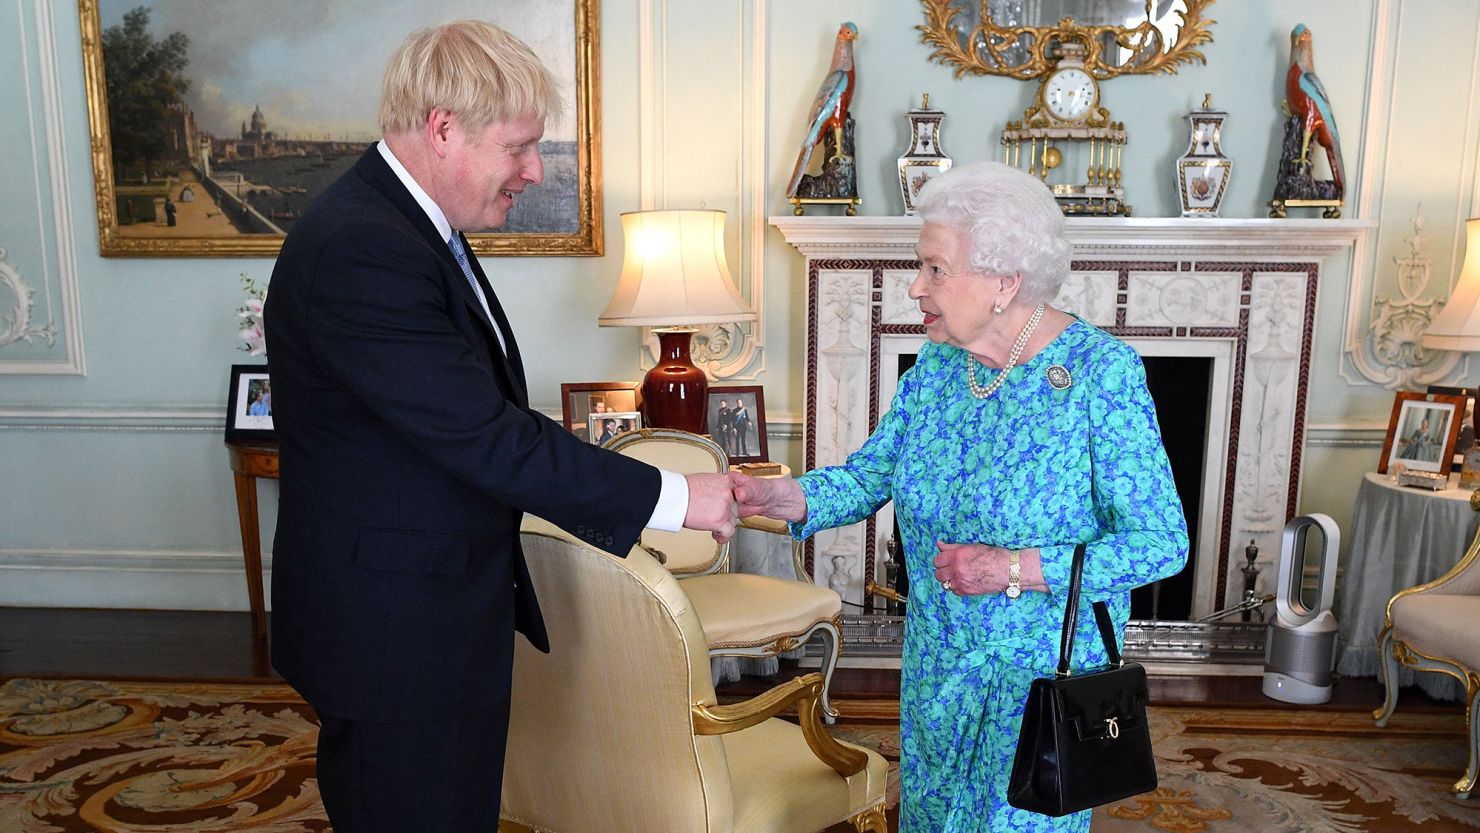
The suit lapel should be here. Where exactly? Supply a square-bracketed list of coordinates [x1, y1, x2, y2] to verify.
[457, 232, 528, 408]
[464, 246, 527, 393]
[355, 146, 528, 407]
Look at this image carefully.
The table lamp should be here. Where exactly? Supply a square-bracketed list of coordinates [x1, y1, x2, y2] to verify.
[1424, 217, 1480, 443]
[599, 209, 757, 434]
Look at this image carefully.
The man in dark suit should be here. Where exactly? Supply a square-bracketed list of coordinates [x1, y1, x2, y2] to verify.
[263, 20, 738, 833]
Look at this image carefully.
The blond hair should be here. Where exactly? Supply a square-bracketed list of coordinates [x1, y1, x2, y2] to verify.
[378, 20, 562, 136]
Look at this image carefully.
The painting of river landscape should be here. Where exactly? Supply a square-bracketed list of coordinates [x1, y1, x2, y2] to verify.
[80, 0, 601, 256]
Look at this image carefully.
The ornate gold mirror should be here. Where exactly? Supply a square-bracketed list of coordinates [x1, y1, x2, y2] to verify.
[919, 0, 1215, 79]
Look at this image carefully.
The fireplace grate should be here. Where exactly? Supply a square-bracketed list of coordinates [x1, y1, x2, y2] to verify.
[831, 615, 1267, 665]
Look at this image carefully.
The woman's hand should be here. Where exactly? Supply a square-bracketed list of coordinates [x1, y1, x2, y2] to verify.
[932, 542, 1046, 597]
[728, 471, 809, 524]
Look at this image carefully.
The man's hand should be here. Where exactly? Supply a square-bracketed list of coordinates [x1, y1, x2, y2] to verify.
[684, 473, 739, 543]
[728, 471, 808, 523]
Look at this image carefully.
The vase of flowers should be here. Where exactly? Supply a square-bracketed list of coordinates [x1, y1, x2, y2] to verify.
[238, 274, 267, 357]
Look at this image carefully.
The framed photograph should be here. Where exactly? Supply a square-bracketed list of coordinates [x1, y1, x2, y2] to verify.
[706, 385, 768, 464]
[587, 411, 641, 446]
[1379, 391, 1467, 476]
[78, 0, 601, 257]
[224, 364, 275, 442]
[560, 381, 641, 442]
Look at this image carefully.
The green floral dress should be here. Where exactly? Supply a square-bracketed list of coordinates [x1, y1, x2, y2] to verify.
[793, 319, 1188, 832]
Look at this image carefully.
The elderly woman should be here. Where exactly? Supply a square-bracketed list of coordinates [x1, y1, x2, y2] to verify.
[732, 161, 1187, 832]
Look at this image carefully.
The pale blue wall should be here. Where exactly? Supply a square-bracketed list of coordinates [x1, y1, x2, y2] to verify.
[3, 0, 1477, 609]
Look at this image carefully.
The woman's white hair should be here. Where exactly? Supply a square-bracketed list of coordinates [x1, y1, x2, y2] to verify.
[915, 161, 1072, 304]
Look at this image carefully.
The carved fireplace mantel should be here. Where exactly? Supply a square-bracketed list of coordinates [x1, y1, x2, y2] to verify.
[772, 215, 1374, 620]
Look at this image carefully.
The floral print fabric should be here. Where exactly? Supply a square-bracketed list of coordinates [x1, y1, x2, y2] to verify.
[794, 319, 1188, 832]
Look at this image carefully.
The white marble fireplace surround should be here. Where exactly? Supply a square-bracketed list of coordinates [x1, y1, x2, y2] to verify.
[772, 216, 1372, 620]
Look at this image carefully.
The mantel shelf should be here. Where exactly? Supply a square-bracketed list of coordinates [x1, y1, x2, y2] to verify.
[769, 215, 1377, 260]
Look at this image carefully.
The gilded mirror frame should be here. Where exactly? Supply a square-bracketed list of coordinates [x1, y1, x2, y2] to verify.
[78, 0, 602, 257]
[918, 0, 1215, 80]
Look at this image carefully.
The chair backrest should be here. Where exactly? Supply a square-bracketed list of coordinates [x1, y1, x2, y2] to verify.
[502, 518, 734, 832]
[602, 428, 730, 576]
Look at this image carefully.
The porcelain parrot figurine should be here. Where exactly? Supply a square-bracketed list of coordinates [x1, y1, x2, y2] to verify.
[1286, 24, 1344, 193]
[786, 21, 858, 198]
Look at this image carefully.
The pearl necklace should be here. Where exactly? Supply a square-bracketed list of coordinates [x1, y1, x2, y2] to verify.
[965, 303, 1045, 400]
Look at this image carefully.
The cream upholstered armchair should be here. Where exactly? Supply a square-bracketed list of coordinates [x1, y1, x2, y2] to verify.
[1375, 489, 1480, 796]
[603, 428, 844, 721]
[501, 519, 887, 833]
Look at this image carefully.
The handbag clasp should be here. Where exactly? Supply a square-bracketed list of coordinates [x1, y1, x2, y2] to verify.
[1105, 717, 1120, 739]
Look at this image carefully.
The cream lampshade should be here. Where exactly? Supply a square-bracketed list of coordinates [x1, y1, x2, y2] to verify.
[599, 210, 756, 433]
[1424, 217, 1480, 444]
[1424, 218, 1480, 352]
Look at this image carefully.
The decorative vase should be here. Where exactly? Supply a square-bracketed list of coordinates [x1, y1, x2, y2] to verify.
[1175, 93, 1232, 218]
[897, 93, 952, 216]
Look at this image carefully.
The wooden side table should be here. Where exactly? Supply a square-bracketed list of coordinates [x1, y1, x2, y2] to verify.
[226, 440, 279, 639]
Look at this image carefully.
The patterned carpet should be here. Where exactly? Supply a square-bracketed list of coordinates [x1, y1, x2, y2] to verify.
[4, 678, 1480, 832]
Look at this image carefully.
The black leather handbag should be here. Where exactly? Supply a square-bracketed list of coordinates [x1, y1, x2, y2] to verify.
[1006, 543, 1157, 817]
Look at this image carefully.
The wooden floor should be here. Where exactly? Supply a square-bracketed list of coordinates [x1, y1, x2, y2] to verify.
[0, 606, 1451, 712]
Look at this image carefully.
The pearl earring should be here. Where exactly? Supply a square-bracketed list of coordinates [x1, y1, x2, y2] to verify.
[993, 302, 1004, 315]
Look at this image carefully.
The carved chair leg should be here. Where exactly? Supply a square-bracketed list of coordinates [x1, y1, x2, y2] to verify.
[817, 618, 842, 724]
[1460, 683, 1480, 798]
[1374, 627, 1400, 725]
[849, 804, 888, 833]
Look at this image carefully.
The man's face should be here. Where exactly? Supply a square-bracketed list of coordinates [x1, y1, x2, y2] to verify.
[438, 114, 545, 231]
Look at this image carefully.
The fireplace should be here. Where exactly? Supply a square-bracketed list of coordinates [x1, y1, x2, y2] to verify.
[773, 216, 1367, 629]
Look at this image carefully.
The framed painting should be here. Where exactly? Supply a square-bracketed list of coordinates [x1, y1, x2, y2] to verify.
[78, 0, 602, 257]
[560, 381, 640, 442]
[706, 385, 768, 465]
[1379, 391, 1466, 477]
[224, 364, 275, 442]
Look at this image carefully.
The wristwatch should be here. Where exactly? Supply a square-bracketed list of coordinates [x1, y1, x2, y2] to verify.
[1006, 549, 1023, 599]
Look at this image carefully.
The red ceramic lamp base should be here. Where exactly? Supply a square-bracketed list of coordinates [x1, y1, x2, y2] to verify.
[642, 329, 708, 434]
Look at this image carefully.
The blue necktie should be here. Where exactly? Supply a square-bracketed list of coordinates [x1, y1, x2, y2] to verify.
[448, 232, 506, 353]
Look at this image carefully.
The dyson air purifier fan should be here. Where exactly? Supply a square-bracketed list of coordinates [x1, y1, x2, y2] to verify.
[1262, 513, 1340, 704]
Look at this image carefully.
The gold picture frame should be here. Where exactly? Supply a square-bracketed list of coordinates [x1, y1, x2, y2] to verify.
[78, 0, 602, 258]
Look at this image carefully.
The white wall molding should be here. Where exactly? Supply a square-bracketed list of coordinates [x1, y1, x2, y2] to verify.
[0, 246, 56, 348]
[1342, 0, 1480, 388]
[0, 547, 268, 611]
[0, 406, 221, 432]
[637, 0, 766, 381]
[2, 0, 85, 375]
[1348, 208, 1466, 388]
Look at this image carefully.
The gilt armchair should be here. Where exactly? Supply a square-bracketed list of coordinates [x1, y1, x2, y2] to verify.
[603, 428, 844, 721]
[500, 520, 887, 833]
[1375, 488, 1480, 796]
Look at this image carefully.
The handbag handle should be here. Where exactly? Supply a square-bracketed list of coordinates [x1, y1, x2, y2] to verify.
[1056, 542, 1124, 677]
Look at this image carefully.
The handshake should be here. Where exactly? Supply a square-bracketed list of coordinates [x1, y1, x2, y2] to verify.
[681, 471, 807, 543]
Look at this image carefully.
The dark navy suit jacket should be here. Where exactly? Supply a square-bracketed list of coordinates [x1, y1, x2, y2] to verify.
[264, 145, 660, 722]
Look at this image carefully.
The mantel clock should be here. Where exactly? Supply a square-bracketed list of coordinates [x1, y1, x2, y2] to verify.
[1001, 43, 1129, 216]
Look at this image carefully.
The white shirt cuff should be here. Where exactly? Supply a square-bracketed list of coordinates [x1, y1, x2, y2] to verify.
[647, 469, 689, 532]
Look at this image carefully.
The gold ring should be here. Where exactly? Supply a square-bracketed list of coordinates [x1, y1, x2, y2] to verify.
[941, 579, 952, 592]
